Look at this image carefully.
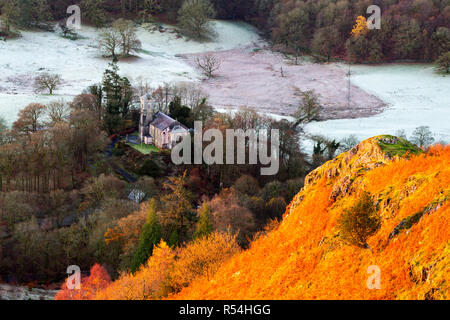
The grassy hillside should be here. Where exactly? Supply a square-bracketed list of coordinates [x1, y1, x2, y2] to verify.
[172, 136, 449, 300]
[82, 136, 449, 300]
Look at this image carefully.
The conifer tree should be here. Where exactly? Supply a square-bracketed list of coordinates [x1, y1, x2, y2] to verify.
[102, 60, 132, 133]
[130, 199, 162, 273]
[193, 202, 213, 239]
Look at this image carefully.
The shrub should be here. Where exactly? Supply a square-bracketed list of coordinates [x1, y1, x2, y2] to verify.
[337, 192, 381, 250]
[138, 159, 162, 177]
[55, 264, 111, 300]
[435, 52, 450, 74]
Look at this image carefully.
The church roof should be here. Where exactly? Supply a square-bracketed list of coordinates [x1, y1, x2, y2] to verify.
[150, 112, 188, 131]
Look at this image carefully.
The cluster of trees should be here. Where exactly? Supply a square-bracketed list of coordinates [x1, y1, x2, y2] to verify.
[3, 0, 448, 63]
[56, 230, 241, 300]
[0, 101, 106, 194]
[0, 168, 158, 282]
[99, 19, 142, 59]
[270, 0, 450, 63]
[0, 0, 52, 37]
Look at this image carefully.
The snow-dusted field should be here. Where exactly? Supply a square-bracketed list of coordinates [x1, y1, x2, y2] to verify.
[181, 48, 385, 120]
[0, 20, 260, 124]
[304, 64, 450, 148]
[0, 20, 448, 151]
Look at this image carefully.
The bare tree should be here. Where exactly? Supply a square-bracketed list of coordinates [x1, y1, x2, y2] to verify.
[47, 100, 70, 125]
[100, 19, 142, 59]
[113, 19, 142, 57]
[34, 73, 62, 95]
[410, 126, 435, 148]
[99, 28, 121, 59]
[195, 54, 221, 78]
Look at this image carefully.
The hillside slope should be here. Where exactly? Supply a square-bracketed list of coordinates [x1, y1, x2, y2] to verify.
[174, 136, 449, 300]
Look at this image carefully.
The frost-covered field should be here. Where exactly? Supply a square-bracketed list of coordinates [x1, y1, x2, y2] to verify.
[0, 20, 260, 124]
[0, 20, 448, 150]
[304, 64, 450, 149]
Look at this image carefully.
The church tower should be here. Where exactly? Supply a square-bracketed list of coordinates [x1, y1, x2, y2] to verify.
[139, 94, 153, 142]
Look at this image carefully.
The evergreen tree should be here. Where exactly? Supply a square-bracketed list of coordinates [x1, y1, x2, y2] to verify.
[193, 202, 213, 239]
[130, 199, 162, 273]
[337, 192, 381, 250]
[102, 60, 132, 133]
[169, 96, 191, 127]
[168, 229, 179, 247]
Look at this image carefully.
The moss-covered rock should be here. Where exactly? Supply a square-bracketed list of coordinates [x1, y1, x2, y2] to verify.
[377, 135, 422, 158]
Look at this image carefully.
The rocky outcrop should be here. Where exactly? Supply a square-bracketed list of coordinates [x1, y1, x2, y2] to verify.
[170, 138, 450, 300]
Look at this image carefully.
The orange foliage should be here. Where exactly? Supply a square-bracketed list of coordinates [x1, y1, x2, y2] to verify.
[80, 138, 449, 300]
[55, 264, 111, 300]
[95, 232, 240, 300]
[174, 141, 449, 300]
[351, 16, 369, 37]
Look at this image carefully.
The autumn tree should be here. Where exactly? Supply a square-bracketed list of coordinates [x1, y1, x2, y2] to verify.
[351, 15, 368, 37]
[34, 73, 62, 95]
[209, 188, 256, 245]
[104, 205, 149, 271]
[177, 0, 216, 39]
[96, 232, 240, 299]
[13, 103, 47, 134]
[160, 172, 195, 241]
[337, 192, 381, 250]
[55, 264, 111, 300]
[169, 231, 240, 292]
[130, 199, 162, 273]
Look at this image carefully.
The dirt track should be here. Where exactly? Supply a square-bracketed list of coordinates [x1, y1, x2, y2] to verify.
[181, 47, 386, 120]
